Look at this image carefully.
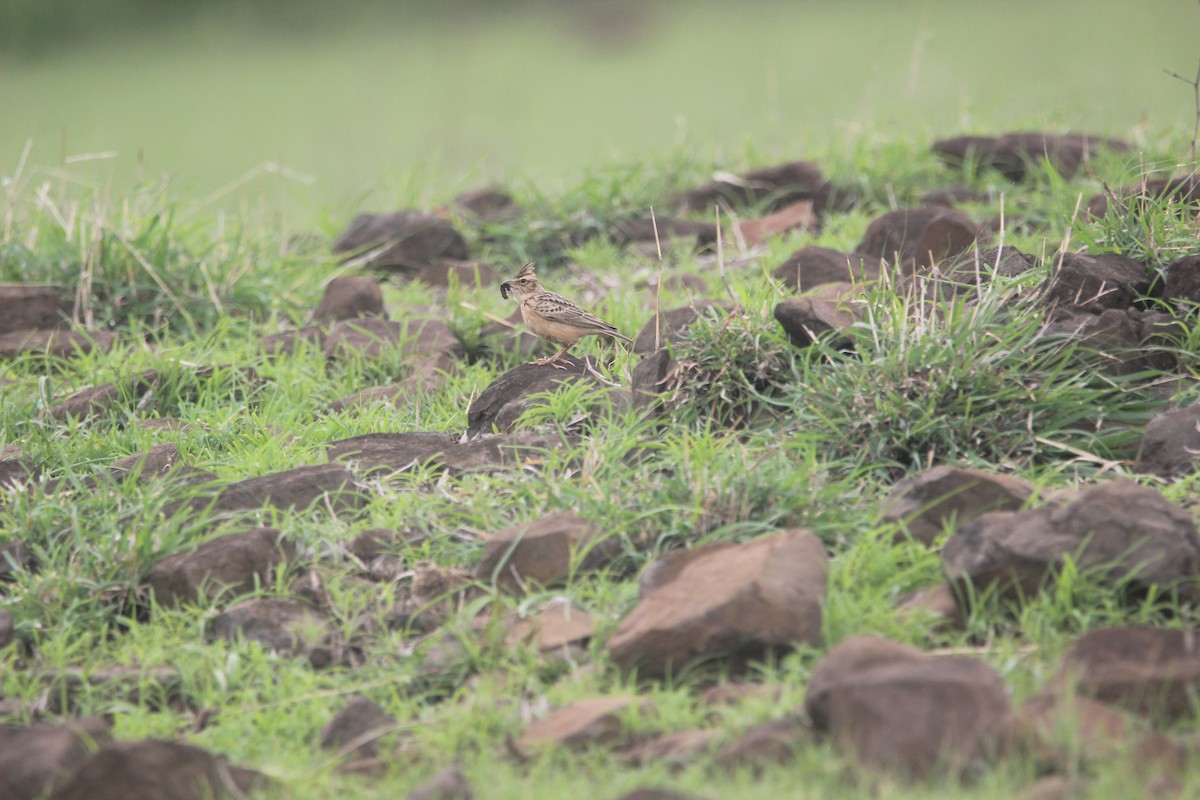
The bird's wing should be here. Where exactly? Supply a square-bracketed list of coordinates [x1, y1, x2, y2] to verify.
[531, 292, 627, 338]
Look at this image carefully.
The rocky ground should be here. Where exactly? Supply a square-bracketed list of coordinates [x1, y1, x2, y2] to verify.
[3, 131, 1200, 799]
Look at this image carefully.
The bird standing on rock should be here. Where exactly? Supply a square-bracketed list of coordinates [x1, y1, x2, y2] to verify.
[499, 262, 632, 369]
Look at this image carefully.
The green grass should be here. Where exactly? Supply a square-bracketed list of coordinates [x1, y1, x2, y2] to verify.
[4, 29, 1200, 795]
[4, 1, 1200, 225]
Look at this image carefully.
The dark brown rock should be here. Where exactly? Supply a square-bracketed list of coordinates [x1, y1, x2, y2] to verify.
[464, 359, 610, 438]
[806, 636, 927, 697]
[414, 259, 499, 290]
[406, 765, 473, 800]
[348, 527, 423, 562]
[145, 528, 293, 608]
[102, 443, 183, 484]
[194, 463, 365, 518]
[320, 696, 398, 759]
[934, 244, 1038, 293]
[630, 347, 674, 411]
[0, 284, 71, 333]
[312, 275, 386, 323]
[210, 597, 330, 657]
[1043, 252, 1151, 314]
[1056, 627, 1200, 722]
[635, 540, 737, 598]
[608, 529, 828, 678]
[1134, 405, 1200, 478]
[1043, 308, 1177, 375]
[44, 738, 267, 800]
[734, 201, 818, 247]
[771, 245, 883, 291]
[453, 186, 518, 221]
[712, 716, 812, 773]
[475, 511, 620, 591]
[881, 465, 1035, 545]
[619, 728, 718, 769]
[919, 186, 985, 207]
[942, 479, 1200, 605]
[332, 210, 469, 273]
[259, 325, 326, 358]
[44, 369, 156, 421]
[676, 161, 829, 213]
[895, 585, 964, 631]
[933, 132, 1130, 181]
[631, 301, 735, 354]
[855, 207, 984, 271]
[505, 599, 593, 657]
[515, 696, 648, 756]
[804, 636, 1014, 777]
[323, 316, 463, 362]
[0, 717, 113, 800]
[327, 430, 565, 477]
[327, 431, 453, 472]
[610, 217, 718, 249]
[773, 284, 863, 349]
[1087, 173, 1200, 218]
[0, 329, 117, 360]
[1018, 690, 1131, 765]
[1163, 254, 1200, 309]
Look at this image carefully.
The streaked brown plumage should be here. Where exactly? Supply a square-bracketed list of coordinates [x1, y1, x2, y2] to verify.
[499, 262, 632, 369]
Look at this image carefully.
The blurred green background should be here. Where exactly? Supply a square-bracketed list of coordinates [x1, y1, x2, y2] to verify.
[2, 0, 1198, 224]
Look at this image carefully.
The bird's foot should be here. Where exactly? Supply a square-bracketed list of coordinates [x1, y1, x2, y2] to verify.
[532, 353, 573, 369]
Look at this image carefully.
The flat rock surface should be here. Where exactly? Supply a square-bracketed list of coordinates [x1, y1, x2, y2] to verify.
[1133, 405, 1200, 478]
[854, 207, 984, 271]
[210, 597, 331, 657]
[943, 479, 1200, 605]
[145, 527, 293, 608]
[772, 245, 883, 291]
[608, 529, 828, 677]
[1054, 626, 1200, 722]
[804, 636, 1014, 777]
[43, 738, 267, 800]
[332, 210, 469, 272]
[327, 430, 566, 476]
[516, 695, 648, 756]
[475, 511, 619, 591]
[0, 717, 113, 800]
[465, 359, 611, 437]
[312, 275, 386, 322]
[0, 284, 72, 333]
[881, 465, 1035, 545]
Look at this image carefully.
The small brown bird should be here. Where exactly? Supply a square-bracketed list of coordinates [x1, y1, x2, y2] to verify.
[499, 262, 632, 369]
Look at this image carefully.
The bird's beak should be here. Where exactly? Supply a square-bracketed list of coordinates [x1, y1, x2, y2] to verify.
[499, 281, 511, 300]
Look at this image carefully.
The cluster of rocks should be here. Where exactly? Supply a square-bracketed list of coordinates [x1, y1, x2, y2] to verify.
[7, 454, 1199, 796]
[0, 284, 115, 360]
[0, 721, 268, 800]
[291, 469, 1200, 796]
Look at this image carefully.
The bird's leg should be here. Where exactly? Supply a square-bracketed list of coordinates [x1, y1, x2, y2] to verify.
[533, 345, 574, 369]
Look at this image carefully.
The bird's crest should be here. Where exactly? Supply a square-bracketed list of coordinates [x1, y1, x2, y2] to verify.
[501, 262, 537, 299]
